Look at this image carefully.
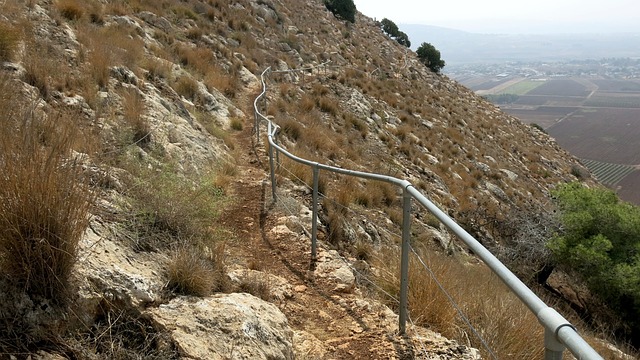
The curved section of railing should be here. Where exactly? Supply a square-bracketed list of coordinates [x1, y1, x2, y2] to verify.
[254, 67, 603, 360]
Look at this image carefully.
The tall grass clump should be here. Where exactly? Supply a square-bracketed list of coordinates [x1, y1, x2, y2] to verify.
[166, 243, 228, 296]
[56, 0, 85, 21]
[0, 23, 19, 62]
[120, 87, 150, 146]
[0, 100, 94, 304]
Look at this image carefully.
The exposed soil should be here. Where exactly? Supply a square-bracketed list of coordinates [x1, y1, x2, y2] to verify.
[213, 84, 421, 359]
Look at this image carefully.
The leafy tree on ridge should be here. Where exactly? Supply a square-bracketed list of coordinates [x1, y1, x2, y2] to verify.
[416, 42, 445, 73]
[324, 0, 356, 23]
[380, 18, 411, 48]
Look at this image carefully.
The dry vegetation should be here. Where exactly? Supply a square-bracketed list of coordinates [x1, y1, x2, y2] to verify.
[0, 0, 633, 357]
[0, 74, 95, 351]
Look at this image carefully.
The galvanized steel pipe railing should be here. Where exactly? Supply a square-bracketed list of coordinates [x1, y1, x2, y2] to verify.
[254, 67, 603, 360]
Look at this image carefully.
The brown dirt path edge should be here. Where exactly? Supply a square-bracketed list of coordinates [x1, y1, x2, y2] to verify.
[213, 84, 418, 359]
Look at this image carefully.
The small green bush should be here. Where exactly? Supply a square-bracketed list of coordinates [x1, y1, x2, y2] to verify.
[416, 42, 446, 73]
[125, 165, 226, 252]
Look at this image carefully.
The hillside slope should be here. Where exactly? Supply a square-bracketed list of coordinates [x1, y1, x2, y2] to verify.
[0, 0, 615, 359]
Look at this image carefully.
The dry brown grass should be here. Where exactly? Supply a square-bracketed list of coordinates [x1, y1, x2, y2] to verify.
[23, 40, 62, 99]
[278, 117, 303, 141]
[0, 22, 19, 62]
[143, 57, 172, 80]
[373, 244, 634, 359]
[167, 244, 227, 296]
[236, 272, 272, 301]
[325, 202, 348, 245]
[229, 116, 243, 131]
[374, 247, 546, 359]
[204, 67, 241, 99]
[317, 96, 338, 115]
[120, 87, 150, 146]
[0, 103, 94, 303]
[172, 74, 199, 100]
[172, 43, 213, 75]
[56, 0, 85, 21]
[78, 24, 145, 89]
[76, 300, 179, 358]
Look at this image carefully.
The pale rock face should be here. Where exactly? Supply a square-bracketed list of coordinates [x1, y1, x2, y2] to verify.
[292, 330, 327, 359]
[345, 88, 372, 118]
[148, 293, 295, 360]
[315, 249, 356, 293]
[228, 269, 294, 301]
[74, 219, 167, 327]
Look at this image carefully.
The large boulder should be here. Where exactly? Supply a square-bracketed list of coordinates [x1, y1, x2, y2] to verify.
[149, 293, 295, 360]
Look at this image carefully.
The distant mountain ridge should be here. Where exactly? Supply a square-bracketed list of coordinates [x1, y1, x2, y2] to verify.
[401, 24, 640, 65]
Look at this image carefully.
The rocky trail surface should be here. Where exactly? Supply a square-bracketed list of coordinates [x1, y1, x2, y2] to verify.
[204, 76, 481, 359]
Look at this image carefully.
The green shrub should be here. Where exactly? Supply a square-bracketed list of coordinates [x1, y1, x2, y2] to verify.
[124, 165, 226, 252]
[416, 42, 446, 73]
[549, 182, 640, 345]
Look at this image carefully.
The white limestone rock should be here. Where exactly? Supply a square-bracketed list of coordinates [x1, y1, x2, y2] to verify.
[149, 293, 295, 360]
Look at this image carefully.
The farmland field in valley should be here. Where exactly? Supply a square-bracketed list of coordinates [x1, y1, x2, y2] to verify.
[457, 74, 640, 205]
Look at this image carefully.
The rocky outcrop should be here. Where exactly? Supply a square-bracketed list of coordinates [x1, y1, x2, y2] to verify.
[149, 293, 295, 360]
[74, 217, 167, 327]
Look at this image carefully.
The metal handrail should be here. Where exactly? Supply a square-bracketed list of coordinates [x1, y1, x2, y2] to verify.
[254, 66, 603, 360]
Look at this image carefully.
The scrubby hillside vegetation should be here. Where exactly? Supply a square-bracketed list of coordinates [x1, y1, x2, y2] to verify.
[0, 0, 638, 358]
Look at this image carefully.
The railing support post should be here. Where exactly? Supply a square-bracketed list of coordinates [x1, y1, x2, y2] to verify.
[311, 165, 319, 263]
[254, 110, 259, 143]
[544, 328, 565, 360]
[269, 140, 277, 202]
[399, 187, 412, 335]
[274, 135, 280, 169]
[263, 95, 267, 118]
[538, 307, 570, 360]
[256, 112, 261, 144]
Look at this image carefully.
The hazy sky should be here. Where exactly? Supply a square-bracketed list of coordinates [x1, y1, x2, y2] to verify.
[352, 0, 640, 34]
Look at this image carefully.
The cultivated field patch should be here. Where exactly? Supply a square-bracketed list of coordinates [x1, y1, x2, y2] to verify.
[591, 79, 640, 92]
[585, 93, 640, 108]
[617, 170, 640, 205]
[499, 79, 545, 95]
[504, 106, 577, 129]
[581, 159, 636, 187]
[547, 108, 640, 164]
[527, 79, 590, 97]
[471, 77, 513, 91]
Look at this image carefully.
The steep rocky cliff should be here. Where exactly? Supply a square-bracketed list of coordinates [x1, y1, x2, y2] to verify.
[0, 0, 614, 359]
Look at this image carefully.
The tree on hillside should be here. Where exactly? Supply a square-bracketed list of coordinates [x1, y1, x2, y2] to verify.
[416, 42, 445, 73]
[395, 31, 411, 47]
[380, 18, 411, 48]
[324, 0, 356, 23]
[380, 18, 399, 37]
